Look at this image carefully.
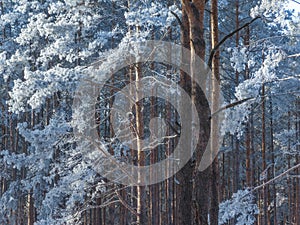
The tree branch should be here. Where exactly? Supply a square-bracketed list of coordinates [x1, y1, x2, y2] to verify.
[235, 163, 300, 201]
[291, 0, 300, 5]
[252, 163, 300, 192]
[170, 11, 183, 29]
[205, 9, 212, 14]
[211, 90, 300, 119]
[210, 97, 254, 119]
[208, 16, 261, 69]
[288, 53, 300, 58]
[115, 190, 139, 217]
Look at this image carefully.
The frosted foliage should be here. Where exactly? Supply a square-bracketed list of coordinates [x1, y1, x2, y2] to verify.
[1, 150, 26, 170]
[8, 67, 80, 113]
[4, 0, 113, 114]
[16, 115, 105, 223]
[222, 102, 251, 137]
[219, 189, 259, 225]
[1, 0, 125, 222]
[18, 117, 70, 150]
[238, 50, 284, 96]
[222, 49, 285, 136]
[0, 0, 298, 223]
[36, 159, 102, 224]
[228, 47, 247, 73]
[250, 0, 295, 31]
[0, 52, 9, 82]
[121, 2, 179, 42]
[275, 129, 299, 154]
[65, 0, 83, 6]
[0, 181, 22, 224]
[125, 3, 178, 29]
[251, 0, 286, 18]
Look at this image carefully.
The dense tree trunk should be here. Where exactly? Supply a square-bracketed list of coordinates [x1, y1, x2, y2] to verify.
[181, 1, 211, 225]
[175, 3, 193, 225]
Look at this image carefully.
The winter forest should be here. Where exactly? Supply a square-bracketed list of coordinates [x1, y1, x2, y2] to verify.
[0, 0, 299, 224]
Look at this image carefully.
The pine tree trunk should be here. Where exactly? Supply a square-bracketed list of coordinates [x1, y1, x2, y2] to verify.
[244, 25, 252, 187]
[261, 82, 268, 225]
[233, 0, 240, 197]
[269, 98, 277, 224]
[175, 3, 193, 225]
[210, 0, 220, 224]
[182, 1, 211, 224]
[135, 62, 146, 225]
[27, 110, 36, 225]
[296, 100, 300, 225]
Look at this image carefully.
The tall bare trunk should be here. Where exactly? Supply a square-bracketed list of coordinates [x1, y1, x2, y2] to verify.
[27, 110, 36, 225]
[233, 0, 240, 197]
[135, 62, 146, 225]
[261, 82, 268, 225]
[210, 0, 220, 224]
[269, 98, 277, 224]
[244, 25, 252, 187]
[295, 100, 300, 225]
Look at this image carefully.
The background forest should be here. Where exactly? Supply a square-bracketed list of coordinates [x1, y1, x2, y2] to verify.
[0, 0, 299, 224]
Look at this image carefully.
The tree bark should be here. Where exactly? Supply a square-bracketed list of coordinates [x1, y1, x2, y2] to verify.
[296, 100, 300, 225]
[209, 0, 220, 224]
[261, 82, 268, 225]
[175, 4, 193, 225]
[180, 1, 211, 225]
[244, 25, 252, 187]
[135, 62, 146, 225]
[269, 98, 277, 224]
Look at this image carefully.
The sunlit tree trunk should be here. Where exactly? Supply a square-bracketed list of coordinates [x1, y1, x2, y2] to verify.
[180, 1, 211, 225]
[261, 82, 268, 225]
[210, 0, 220, 224]
[135, 60, 146, 225]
